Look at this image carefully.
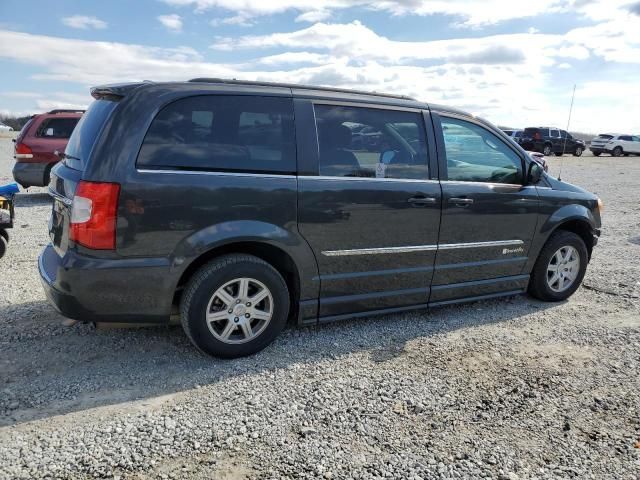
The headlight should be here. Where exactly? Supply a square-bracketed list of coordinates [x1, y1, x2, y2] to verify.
[597, 198, 604, 213]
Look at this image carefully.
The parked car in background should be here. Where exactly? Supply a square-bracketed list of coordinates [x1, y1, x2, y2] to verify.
[597, 134, 640, 157]
[589, 134, 614, 156]
[502, 129, 523, 144]
[12, 109, 84, 188]
[40, 79, 601, 358]
[0, 123, 14, 131]
[520, 127, 585, 157]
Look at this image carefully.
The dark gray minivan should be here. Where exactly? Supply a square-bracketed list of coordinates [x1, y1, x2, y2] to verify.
[40, 79, 602, 358]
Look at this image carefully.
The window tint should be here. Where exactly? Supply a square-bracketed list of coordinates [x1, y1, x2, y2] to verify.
[36, 117, 79, 139]
[632, 136, 640, 142]
[314, 104, 429, 179]
[440, 116, 523, 184]
[596, 134, 613, 140]
[619, 135, 632, 141]
[65, 99, 117, 171]
[549, 129, 560, 138]
[138, 95, 295, 174]
[514, 131, 522, 138]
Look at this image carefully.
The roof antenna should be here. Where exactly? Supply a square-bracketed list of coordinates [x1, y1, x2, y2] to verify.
[558, 84, 576, 182]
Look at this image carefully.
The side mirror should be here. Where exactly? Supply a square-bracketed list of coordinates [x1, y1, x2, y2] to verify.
[527, 161, 543, 184]
[380, 150, 396, 164]
[45, 128, 54, 136]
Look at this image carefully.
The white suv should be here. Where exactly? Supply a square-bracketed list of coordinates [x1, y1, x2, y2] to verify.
[591, 134, 640, 157]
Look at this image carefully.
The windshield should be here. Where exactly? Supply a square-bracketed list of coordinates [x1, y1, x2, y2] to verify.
[64, 99, 118, 170]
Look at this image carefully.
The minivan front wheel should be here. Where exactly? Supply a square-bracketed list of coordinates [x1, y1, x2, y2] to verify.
[528, 231, 588, 302]
[180, 254, 290, 358]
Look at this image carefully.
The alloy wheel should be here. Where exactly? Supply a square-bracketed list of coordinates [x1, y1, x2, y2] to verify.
[205, 277, 274, 344]
[546, 246, 580, 293]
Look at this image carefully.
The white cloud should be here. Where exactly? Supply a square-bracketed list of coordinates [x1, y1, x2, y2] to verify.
[295, 10, 331, 22]
[211, 21, 561, 66]
[61, 15, 107, 30]
[211, 15, 254, 27]
[160, 0, 617, 27]
[256, 52, 334, 66]
[158, 14, 183, 32]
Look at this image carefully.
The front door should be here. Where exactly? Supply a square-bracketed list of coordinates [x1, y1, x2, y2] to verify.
[297, 101, 442, 319]
[430, 113, 539, 304]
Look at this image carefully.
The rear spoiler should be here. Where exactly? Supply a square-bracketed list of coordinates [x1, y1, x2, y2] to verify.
[90, 81, 151, 100]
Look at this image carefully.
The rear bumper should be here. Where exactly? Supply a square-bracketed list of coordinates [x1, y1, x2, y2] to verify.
[589, 147, 605, 154]
[38, 243, 175, 323]
[12, 162, 52, 188]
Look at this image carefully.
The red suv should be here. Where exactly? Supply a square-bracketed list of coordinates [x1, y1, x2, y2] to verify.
[12, 109, 84, 188]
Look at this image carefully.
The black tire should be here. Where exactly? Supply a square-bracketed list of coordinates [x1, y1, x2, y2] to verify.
[612, 146, 623, 157]
[0, 235, 7, 259]
[0, 228, 8, 243]
[543, 144, 552, 156]
[180, 254, 290, 358]
[624, 153, 629, 157]
[592, 151, 601, 156]
[573, 147, 583, 157]
[554, 152, 563, 157]
[528, 231, 588, 302]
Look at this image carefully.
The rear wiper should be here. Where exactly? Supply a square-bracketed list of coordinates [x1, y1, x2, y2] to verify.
[54, 150, 81, 161]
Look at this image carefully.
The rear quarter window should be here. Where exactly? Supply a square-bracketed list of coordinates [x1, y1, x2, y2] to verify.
[137, 95, 296, 174]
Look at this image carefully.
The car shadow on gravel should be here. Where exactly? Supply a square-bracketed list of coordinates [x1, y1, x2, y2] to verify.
[0, 295, 557, 427]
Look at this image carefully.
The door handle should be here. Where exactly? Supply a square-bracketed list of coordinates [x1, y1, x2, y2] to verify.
[448, 197, 474, 207]
[407, 195, 437, 206]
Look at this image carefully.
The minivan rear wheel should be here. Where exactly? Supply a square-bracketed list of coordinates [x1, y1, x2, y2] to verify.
[180, 254, 290, 358]
[528, 231, 588, 302]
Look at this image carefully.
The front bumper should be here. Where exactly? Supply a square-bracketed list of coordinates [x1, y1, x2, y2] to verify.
[12, 162, 51, 188]
[39, 243, 176, 323]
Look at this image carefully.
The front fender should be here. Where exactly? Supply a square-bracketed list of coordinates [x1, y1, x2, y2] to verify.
[540, 204, 598, 236]
[523, 200, 600, 274]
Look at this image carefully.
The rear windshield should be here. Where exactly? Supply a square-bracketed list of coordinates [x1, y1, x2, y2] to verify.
[18, 118, 34, 138]
[36, 117, 79, 139]
[596, 134, 613, 140]
[64, 99, 118, 170]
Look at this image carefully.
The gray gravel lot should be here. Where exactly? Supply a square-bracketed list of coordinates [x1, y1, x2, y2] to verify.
[1, 133, 639, 479]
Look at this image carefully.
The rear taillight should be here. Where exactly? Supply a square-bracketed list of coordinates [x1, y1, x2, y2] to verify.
[14, 142, 33, 159]
[70, 181, 120, 250]
[534, 132, 542, 140]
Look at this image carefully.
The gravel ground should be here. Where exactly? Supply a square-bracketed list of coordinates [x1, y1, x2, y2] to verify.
[1, 135, 639, 479]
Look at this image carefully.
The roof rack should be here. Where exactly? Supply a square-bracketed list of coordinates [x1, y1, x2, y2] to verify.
[188, 78, 416, 101]
[48, 109, 86, 114]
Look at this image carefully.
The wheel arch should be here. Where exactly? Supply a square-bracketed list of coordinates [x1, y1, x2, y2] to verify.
[551, 218, 596, 259]
[174, 240, 304, 324]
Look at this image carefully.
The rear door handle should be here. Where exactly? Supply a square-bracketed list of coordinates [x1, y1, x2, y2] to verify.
[448, 197, 474, 207]
[408, 195, 437, 206]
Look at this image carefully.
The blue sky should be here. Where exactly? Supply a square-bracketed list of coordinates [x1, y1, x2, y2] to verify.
[1, 0, 639, 133]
